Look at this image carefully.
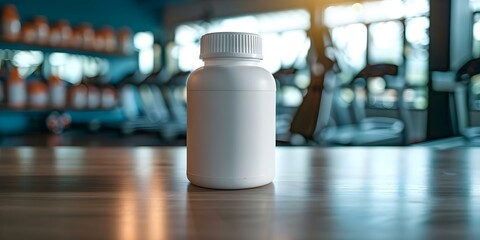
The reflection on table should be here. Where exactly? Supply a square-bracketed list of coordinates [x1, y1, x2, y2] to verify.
[0, 147, 479, 239]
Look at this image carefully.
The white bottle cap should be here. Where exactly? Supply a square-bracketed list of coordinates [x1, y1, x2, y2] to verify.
[200, 32, 263, 60]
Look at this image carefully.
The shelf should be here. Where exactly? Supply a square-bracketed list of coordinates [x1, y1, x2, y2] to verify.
[0, 41, 135, 59]
[0, 106, 119, 113]
[0, 107, 125, 123]
[66, 108, 125, 123]
[0, 107, 125, 135]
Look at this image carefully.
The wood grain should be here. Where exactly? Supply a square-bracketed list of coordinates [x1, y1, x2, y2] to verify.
[1, 147, 480, 239]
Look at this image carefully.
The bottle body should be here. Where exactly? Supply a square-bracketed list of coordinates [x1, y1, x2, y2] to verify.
[7, 68, 26, 109]
[49, 75, 66, 109]
[28, 80, 48, 109]
[187, 62, 276, 189]
[1, 4, 21, 42]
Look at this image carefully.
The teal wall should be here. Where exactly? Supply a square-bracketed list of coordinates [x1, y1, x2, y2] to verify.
[0, 0, 159, 32]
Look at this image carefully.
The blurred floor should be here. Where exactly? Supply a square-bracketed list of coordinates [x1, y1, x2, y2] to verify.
[0, 130, 186, 147]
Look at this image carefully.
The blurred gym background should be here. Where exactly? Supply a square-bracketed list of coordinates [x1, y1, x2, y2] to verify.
[0, 0, 477, 147]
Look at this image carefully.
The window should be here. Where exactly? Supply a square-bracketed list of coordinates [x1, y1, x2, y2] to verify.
[134, 31, 154, 74]
[170, 9, 311, 107]
[324, 0, 430, 110]
[170, 9, 311, 74]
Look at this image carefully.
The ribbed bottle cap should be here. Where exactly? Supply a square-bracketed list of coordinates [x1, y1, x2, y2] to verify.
[200, 32, 263, 60]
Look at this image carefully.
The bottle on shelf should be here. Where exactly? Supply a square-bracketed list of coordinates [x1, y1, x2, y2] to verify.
[49, 75, 66, 109]
[25, 64, 48, 109]
[94, 26, 118, 53]
[118, 27, 133, 55]
[1, 5, 136, 58]
[20, 22, 36, 44]
[101, 85, 117, 109]
[80, 23, 95, 51]
[68, 83, 88, 109]
[57, 20, 72, 48]
[26, 63, 48, 109]
[86, 84, 100, 109]
[28, 80, 48, 109]
[102, 26, 117, 53]
[93, 28, 106, 52]
[70, 26, 83, 49]
[33, 16, 49, 45]
[7, 67, 26, 109]
[49, 23, 62, 47]
[0, 4, 21, 42]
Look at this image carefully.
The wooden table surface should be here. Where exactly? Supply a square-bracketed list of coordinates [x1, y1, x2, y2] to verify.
[1, 147, 479, 240]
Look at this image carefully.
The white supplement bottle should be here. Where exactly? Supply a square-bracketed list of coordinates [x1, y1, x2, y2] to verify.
[187, 32, 276, 189]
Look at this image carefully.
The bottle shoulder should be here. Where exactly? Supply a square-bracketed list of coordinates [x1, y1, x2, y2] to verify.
[187, 65, 276, 91]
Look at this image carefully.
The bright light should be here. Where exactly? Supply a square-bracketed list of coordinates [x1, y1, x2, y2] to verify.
[64, 56, 83, 84]
[352, 3, 363, 11]
[331, 23, 367, 72]
[280, 30, 307, 67]
[49, 53, 107, 84]
[173, 9, 311, 73]
[178, 44, 202, 72]
[324, 0, 425, 28]
[134, 32, 154, 50]
[368, 77, 386, 94]
[370, 21, 402, 48]
[406, 17, 430, 46]
[256, 10, 310, 33]
[474, 22, 480, 41]
[472, 74, 480, 94]
[134, 32, 155, 74]
[213, 16, 259, 33]
[134, 148, 154, 177]
[471, 0, 480, 11]
[324, 5, 361, 27]
[281, 86, 303, 107]
[49, 53, 82, 84]
[260, 33, 282, 73]
[139, 48, 154, 74]
[175, 25, 199, 45]
[83, 57, 100, 78]
[49, 52, 69, 66]
[369, 21, 403, 64]
[405, 0, 429, 17]
[294, 70, 310, 89]
[363, 0, 404, 23]
[413, 95, 427, 109]
[340, 88, 355, 104]
[12, 51, 43, 67]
